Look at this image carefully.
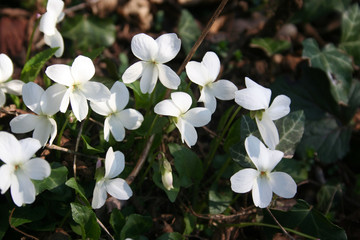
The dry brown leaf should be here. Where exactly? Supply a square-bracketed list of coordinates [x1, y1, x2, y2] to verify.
[117, 0, 153, 31]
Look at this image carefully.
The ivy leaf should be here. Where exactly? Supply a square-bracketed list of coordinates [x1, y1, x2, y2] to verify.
[275, 110, 305, 158]
[250, 38, 291, 57]
[65, 178, 90, 206]
[209, 183, 233, 214]
[70, 203, 100, 240]
[110, 209, 126, 239]
[62, 15, 116, 51]
[10, 206, 46, 227]
[33, 162, 68, 194]
[340, 4, 360, 65]
[20, 48, 58, 82]
[120, 214, 153, 240]
[274, 158, 308, 183]
[178, 9, 201, 54]
[169, 143, 203, 187]
[81, 135, 104, 154]
[302, 38, 353, 105]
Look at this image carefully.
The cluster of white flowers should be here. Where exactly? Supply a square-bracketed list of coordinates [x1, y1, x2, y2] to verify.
[0, 0, 297, 210]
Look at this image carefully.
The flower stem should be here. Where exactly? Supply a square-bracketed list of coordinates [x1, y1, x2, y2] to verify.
[9, 208, 39, 240]
[26, 17, 40, 63]
[73, 120, 85, 179]
[266, 207, 295, 240]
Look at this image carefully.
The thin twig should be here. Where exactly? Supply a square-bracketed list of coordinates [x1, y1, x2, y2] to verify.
[74, 121, 85, 179]
[126, 134, 155, 185]
[96, 217, 114, 240]
[176, 0, 230, 75]
[63, 0, 100, 14]
[9, 208, 39, 240]
[266, 207, 295, 240]
[45, 144, 104, 161]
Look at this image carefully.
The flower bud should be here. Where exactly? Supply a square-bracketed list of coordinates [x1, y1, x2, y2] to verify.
[160, 158, 174, 191]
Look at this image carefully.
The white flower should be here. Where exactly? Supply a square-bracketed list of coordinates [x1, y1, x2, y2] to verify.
[0, 132, 51, 207]
[92, 147, 132, 209]
[90, 81, 144, 142]
[0, 53, 24, 107]
[10, 82, 64, 146]
[234, 77, 291, 150]
[45, 55, 111, 121]
[39, 0, 65, 57]
[230, 135, 296, 208]
[122, 33, 181, 94]
[185, 51, 238, 113]
[154, 92, 211, 147]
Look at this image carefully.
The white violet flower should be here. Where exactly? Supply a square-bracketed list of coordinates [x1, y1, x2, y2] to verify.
[0, 53, 24, 107]
[0, 132, 51, 207]
[39, 0, 65, 57]
[92, 147, 133, 209]
[10, 82, 64, 146]
[122, 33, 181, 94]
[154, 92, 211, 147]
[230, 135, 297, 208]
[90, 81, 144, 142]
[45, 55, 111, 121]
[234, 77, 290, 150]
[186, 51, 238, 113]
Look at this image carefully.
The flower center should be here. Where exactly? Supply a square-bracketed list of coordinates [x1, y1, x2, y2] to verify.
[259, 171, 268, 178]
[250, 109, 265, 121]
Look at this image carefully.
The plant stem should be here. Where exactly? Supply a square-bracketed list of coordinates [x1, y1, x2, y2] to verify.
[9, 208, 39, 240]
[266, 207, 295, 240]
[176, 0, 230, 75]
[73, 121, 85, 179]
[26, 18, 40, 63]
[46, 144, 104, 161]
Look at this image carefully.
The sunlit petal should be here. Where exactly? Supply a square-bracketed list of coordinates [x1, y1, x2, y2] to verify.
[155, 33, 181, 63]
[41, 83, 67, 116]
[244, 135, 269, 171]
[131, 33, 158, 61]
[105, 148, 125, 179]
[19, 138, 41, 162]
[90, 101, 112, 116]
[270, 172, 297, 198]
[104, 117, 111, 141]
[122, 61, 144, 84]
[0, 90, 5, 107]
[23, 158, 51, 180]
[252, 176, 273, 208]
[110, 81, 129, 111]
[22, 82, 43, 115]
[183, 107, 211, 127]
[91, 180, 107, 209]
[39, 11, 57, 36]
[45, 64, 73, 86]
[11, 170, 36, 206]
[199, 87, 217, 113]
[108, 115, 126, 142]
[59, 88, 70, 113]
[140, 63, 158, 94]
[176, 118, 197, 147]
[81, 81, 111, 102]
[118, 109, 144, 130]
[210, 80, 237, 100]
[171, 92, 192, 114]
[71, 55, 95, 84]
[0, 164, 12, 194]
[256, 113, 279, 150]
[154, 99, 181, 117]
[157, 64, 180, 90]
[235, 87, 271, 111]
[48, 117, 57, 146]
[3, 80, 24, 96]
[202, 51, 220, 82]
[0, 132, 22, 164]
[0, 53, 13, 82]
[46, 0, 64, 20]
[230, 168, 258, 193]
[10, 114, 38, 134]
[267, 95, 291, 120]
[69, 90, 88, 121]
[105, 178, 133, 200]
[44, 28, 64, 57]
[33, 116, 52, 146]
[185, 61, 208, 86]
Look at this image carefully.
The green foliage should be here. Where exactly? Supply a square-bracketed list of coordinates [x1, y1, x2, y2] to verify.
[302, 38, 353, 105]
[157, 232, 184, 240]
[10, 206, 46, 227]
[81, 135, 104, 154]
[33, 162, 68, 194]
[65, 178, 90, 206]
[20, 48, 58, 82]
[0, 204, 8, 239]
[274, 158, 308, 183]
[250, 38, 291, 57]
[70, 202, 100, 239]
[152, 162, 180, 202]
[209, 183, 233, 214]
[120, 214, 153, 240]
[178, 9, 201, 54]
[110, 208, 126, 239]
[62, 15, 116, 51]
[340, 4, 360, 65]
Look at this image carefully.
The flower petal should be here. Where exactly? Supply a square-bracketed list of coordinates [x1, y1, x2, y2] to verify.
[256, 113, 279, 150]
[59, 88, 70, 113]
[252, 176, 273, 208]
[48, 117, 57, 146]
[118, 109, 144, 130]
[176, 118, 197, 147]
[171, 92, 192, 114]
[44, 28, 64, 57]
[41, 83, 67, 116]
[185, 61, 208, 86]
[244, 135, 269, 171]
[0, 53, 13, 82]
[105, 147, 125, 179]
[19, 138, 41, 161]
[122, 61, 144, 84]
[110, 81, 129, 111]
[267, 95, 291, 120]
[230, 168, 258, 193]
[0, 164, 12, 194]
[155, 33, 181, 63]
[81, 81, 111, 102]
[71, 55, 95, 84]
[210, 80, 237, 100]
[108, 115, 126, 142]
[3, 80, 24, 95]
[0, 89, 5, 107]
[157, 64, 180, 90]
[45, 64, 73, 86]
[131, 33, 158, 61]
[46, 0, 64, 20]
[0, 132, 22, 164]
[22, 82, 43, 115]
[140, 63, 158, 94]
[69, 90, 88, 121]
[33, 116, 53, 146]
[23, 158, 51, 180]
[10, 114, 39, 134]
[265, 150, 284, 172]
[90, 100, 112, 116]
[39, 11, 57, 36]
[202, 51, 220, 82]
[182, 107, 211, 127]
[104, 117, 111, 142]
[199, 87, 217, 113]
[11, 170, 36, 206]
[154, 99, 181, 117]
[105, 178, 133, 200]
[235, 87, 271, 111]
[91, 180, 107, 209]
[269, 172, 297, 198]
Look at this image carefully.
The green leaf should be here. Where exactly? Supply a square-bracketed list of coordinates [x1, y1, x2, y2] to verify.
[275, 110, 305, 158]
[169, 143, 203, 187]
[33, 162, 68, 194]
[178, 9, 201, 54]
[0, 204, 9, 239]
[274, 158, 308, 183]
[156, 232, 184, 240]
[209, 183, 233, 214]
[70, 202, 100, 240]
[83, 47, 105, 60]
[250, 38, 291, 57]
[340, 4, 360, 65]
[183, 212, 196, 235]
[120, 214, 153, 240]
[110, 208, 126, 238]
[20, 48, 58, 82]
[302, 38, 353, 104]
[10, 206, 46, 227]
[65, 178, 90, 206]
[316, 184, 343, 213]
[264, 200, 347, 240]
[81, 135, 104, 154]
[62, 15, 116, 51]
